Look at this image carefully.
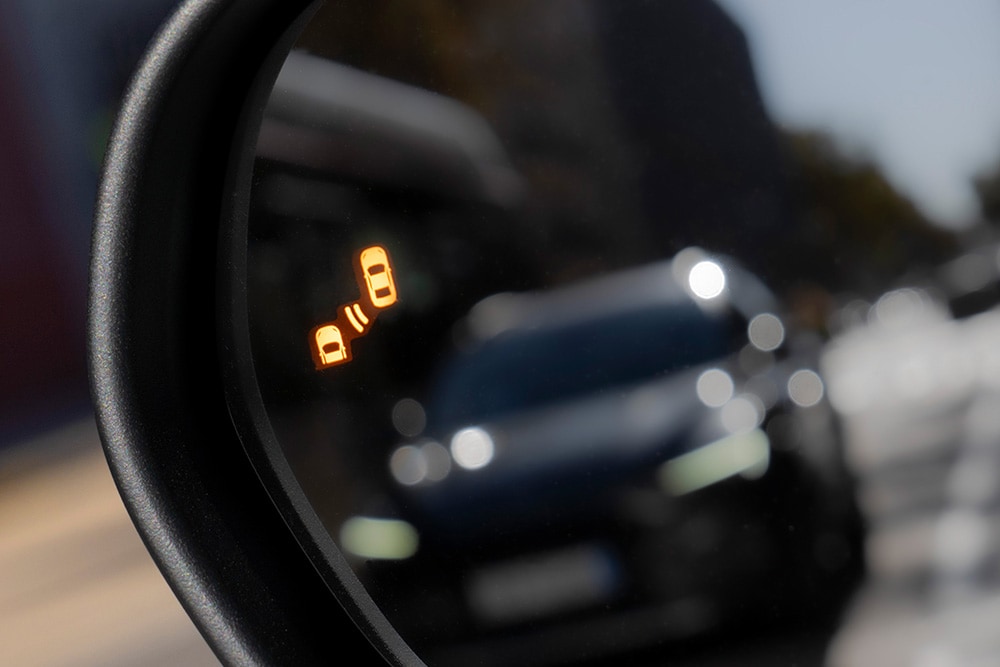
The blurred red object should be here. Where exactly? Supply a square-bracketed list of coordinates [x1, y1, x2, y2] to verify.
[0, 38, 88, 440]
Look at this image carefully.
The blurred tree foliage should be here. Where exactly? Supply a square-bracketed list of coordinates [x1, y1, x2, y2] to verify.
[975, 157, 1000, 224]
[775, 131, 957, 298]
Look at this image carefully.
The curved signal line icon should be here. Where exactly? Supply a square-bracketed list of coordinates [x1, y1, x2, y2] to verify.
[310, 245, 398, 370]
[344, 303, 370, 333]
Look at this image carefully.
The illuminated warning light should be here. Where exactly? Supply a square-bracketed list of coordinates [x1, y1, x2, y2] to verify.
[359, 245, 398, 309]
[313, 324, 349, 368]
[311, 245, 399, 371]
[344, 302, 370, 333]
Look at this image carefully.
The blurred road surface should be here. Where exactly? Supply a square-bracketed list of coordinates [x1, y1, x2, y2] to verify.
[0, 418, 219, 667]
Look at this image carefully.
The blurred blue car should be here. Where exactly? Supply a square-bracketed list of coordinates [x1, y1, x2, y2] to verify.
[382, 253, 865, 664]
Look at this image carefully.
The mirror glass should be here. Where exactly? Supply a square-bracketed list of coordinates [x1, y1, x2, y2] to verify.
[231, 1, 1000, 664]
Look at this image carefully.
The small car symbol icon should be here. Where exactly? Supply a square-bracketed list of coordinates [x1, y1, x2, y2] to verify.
[314, 324, 347, 366]
[359, 246, 397, 309]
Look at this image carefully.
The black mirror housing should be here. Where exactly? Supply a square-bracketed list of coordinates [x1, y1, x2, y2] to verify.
[89, 0, 412, 663]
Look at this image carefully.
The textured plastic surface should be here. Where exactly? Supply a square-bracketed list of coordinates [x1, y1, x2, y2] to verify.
[88, 0, 408, 664]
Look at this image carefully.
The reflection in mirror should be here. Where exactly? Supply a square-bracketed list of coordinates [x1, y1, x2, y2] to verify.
[231, 1, 1000, 664]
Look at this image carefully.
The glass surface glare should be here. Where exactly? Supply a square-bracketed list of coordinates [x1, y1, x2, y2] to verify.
[232, 2, 1000, 665]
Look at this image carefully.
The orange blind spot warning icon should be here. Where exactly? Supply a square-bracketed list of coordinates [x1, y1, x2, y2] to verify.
[314, 324, 348, 366]
[310, 245, 398, 370]
[359, 245, 397, 308]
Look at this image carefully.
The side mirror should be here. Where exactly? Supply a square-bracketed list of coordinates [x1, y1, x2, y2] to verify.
[90, 1, 400, 664]
[91, 0, 994, 664]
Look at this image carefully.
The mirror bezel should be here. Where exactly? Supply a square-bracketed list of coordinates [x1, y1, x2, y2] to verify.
[89, 0, 413, 663]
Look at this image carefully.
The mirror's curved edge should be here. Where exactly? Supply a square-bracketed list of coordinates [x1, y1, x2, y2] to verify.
[217, 2, 426, 665]
[89, 0, 389, 664]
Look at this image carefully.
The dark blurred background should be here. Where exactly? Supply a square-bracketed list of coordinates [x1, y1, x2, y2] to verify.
[0, 2, 219, 664]
[0, 0, 178, 443]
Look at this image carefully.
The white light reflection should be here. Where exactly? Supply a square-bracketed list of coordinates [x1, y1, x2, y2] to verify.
[659, 428, 770, 496]
[721, 394, 764, 434]
[696, 369, 734, 407]
[748, 313, 785, 351]
[671, 247, 707, 284]
[389, 445, 427, 486]
[871, 288, 931, 328]
[451, 427, 495, 470]
[421, 440, 452, 482]
[788, 369, 825, 407]
[391, 398, 427, 437]
[389, 440, 452, 486]
[688, 260, 726, 300]
[339, 516, 419, 560]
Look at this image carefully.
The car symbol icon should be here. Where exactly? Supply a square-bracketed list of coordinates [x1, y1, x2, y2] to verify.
[314, 324, 348, 367]
[359, 245, 397, 309]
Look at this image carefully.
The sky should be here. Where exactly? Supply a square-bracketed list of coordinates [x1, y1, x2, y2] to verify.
[715, 0, 1000, 228]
